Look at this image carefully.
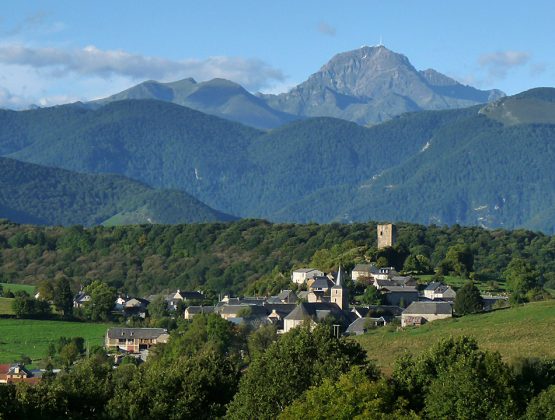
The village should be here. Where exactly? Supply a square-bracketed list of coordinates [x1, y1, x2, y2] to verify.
[0, 223, 508, 384]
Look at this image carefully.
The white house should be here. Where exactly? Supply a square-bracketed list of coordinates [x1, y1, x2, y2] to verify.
[423, 282, 457, 300]
[291, 268, 324, 284]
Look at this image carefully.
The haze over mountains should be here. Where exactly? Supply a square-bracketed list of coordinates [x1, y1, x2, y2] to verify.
[91, 46, 504, 128]
[1, 46, 554, 232]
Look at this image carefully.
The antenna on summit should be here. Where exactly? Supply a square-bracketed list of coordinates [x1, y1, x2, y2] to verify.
[378, 35, 383, 47]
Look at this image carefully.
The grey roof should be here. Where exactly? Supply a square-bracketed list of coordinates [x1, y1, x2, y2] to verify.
[293, 268, 319, 273]
[107, 328, 167, 340]
[381, 286, 418, 293]
[284, 302, 346, 323]
[185, 306, 215, 315]
[219, 304, 269, 317]
[177, 291, 204, 300]
[310, 276, 333, 290]
[403, 301, 453, 315]
[424, 282, 443, 291]
[346, 317, 386, 334]
[375, 279, 396, 287]
[352, 263, 378, 273]
[264, 303, 297, 316]
[297, 291, 309, 299]
[276, 290, 298, 303]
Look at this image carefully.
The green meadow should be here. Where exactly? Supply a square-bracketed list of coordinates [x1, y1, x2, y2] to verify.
[0, 283, 36, 295]
[0, 318, 112, 366]
[354, 300, 555, 374]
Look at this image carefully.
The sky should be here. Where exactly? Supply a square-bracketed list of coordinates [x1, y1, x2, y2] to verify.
[0, 0, 553, 108]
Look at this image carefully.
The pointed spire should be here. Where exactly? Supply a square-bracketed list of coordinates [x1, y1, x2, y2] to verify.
[334, 265, 344, 288]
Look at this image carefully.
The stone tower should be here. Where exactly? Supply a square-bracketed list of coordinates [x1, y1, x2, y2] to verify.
[377, 223, 396, 249]
[331, 266, 349, 310]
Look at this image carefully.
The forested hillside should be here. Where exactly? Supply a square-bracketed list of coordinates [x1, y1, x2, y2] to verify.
[1, 89, 555, 232]
[0, 157, 234, 226]
[1, 219, 554, 297]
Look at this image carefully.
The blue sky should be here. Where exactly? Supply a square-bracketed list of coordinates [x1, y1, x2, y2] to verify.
[0, 0, 553, 107]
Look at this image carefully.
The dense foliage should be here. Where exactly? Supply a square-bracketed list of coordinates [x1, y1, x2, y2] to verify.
[0, 156, 234, 226]
[1, 89, 555, 231]
[1, 325, 553, 419]
[1, 219, 554, 298]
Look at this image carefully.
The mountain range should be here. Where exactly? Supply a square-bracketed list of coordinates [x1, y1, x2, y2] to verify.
[1, 46, 553, 232]
[90, 45, 504, 128]
[1, 87, 554, 232]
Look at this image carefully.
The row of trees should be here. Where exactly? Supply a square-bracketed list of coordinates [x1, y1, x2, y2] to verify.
[0, 316, 553, 419]
[1, 219, 554, 299]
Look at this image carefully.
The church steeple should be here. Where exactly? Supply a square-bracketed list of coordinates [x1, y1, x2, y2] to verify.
[331, 265, 349, 310]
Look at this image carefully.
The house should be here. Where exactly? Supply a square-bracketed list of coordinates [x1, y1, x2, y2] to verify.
[0, 363, 39, 384]
[291, 268, 324, 285]
[184, 305, 216, 320]
[380, 286, 419, 307]
[268, 289, 298, 304]
[351, 305, 403, 323]
[283, 302, 348, 333]
[391, 276, 418, 287]
[351, 263, 379, 282]
[401, 301, 453, 327]
[105, 328, 169, 353]
[284, 268, 350, 333]
[73, 291, 91, 308]
[374, 267, 399, 280]
[345, 316, 386, 335]
[124, 297, 150, 318]
[166, 290, 204, 310]
[265, 304, 297, 329]
[423, 282, 457, 300]
[218, 304, 269, 320]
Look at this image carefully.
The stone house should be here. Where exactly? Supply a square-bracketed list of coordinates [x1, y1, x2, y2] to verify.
[105, 328, 169, 353]
[401, 302, 453, 327]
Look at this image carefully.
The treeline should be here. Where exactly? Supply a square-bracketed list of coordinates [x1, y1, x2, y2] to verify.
[1, 316, 554, 419]
[0, 218, 554, 297]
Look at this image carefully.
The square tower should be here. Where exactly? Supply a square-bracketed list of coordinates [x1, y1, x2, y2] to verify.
[377, 223, 396, 249]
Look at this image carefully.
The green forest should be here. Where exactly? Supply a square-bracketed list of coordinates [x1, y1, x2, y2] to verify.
[1, 218, 554, 298]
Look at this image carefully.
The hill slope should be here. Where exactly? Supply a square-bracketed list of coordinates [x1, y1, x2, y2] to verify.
[354, 300, 555, 372]
[0, 157, 235, 225]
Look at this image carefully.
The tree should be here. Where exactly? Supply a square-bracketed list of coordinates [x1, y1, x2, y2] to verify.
[247, 324, 278, 360]
[279, 367, 416, 419]
[504, 258, 540, 301]
[83, 280, 116, 321]
[147, 295, 168, 319]
[454, 282, 483, 315]
[52, 275, 74, 318]
[12, 292, 50, 318]
[392, 336, 517, 416]
[226, 323, 373, 419]
[525, 385, 555, 420]
[107, 351, 239, 419]
[403, 254, 433, 274]
[359, 285, 384, 305]
[440, 244, 474, 277]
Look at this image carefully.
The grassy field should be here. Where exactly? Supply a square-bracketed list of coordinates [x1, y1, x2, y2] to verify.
[416, 274, 506, 293]
[353, 300, 555, 374]
[0, 318, 112, 366]
[0, 282, 36, 294]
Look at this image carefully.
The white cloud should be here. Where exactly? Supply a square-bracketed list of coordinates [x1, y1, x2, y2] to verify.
[0, 44, 285, 91]
[478, 50, 530, 80]
[317, 21, 336, 37]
